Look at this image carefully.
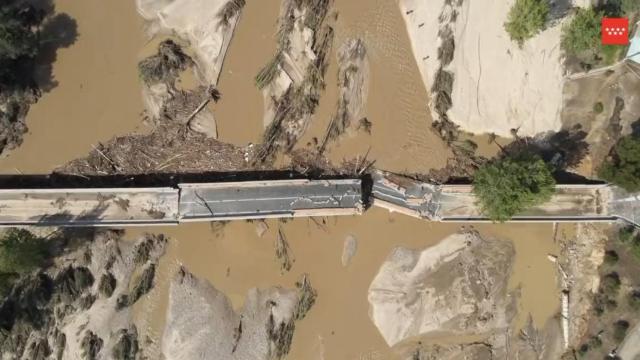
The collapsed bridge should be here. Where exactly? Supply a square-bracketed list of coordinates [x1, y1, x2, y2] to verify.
[0, 172, 637, 227]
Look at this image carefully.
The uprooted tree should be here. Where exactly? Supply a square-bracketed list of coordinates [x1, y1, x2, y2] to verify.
[504, 0, 549, 46]
[598, 135, 640, 192]
[473, 153, 556, 221]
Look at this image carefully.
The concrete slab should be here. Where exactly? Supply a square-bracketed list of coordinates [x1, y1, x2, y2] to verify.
[0, 188, 179, 226]
[179, 179, 363, 221]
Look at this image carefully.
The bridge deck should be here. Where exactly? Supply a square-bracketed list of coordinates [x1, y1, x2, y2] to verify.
[371, 171, 620, 223]
[0, 188, 179, 226]
[179, 179, 363, 221]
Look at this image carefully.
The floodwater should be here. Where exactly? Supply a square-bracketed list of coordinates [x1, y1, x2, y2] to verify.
[296, 0, 452, 173]
[2, 0, 560, 358]
[0, 0, 146, 174]
[128, 212, 560, 359]
[213, 0, 281, 146]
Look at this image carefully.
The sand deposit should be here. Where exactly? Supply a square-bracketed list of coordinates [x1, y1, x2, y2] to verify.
[399, 0, 565, 137]
[368, 230, 515, 346]
[136, 0, 241, 85]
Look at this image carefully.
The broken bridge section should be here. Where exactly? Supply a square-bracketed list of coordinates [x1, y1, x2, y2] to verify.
[0, 188, 180, 226]
[178, 179, 364, 221]
[371, 170, 623, 224]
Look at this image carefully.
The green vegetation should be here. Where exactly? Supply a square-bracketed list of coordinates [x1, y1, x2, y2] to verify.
[621, 0, 640, 14]
[593, 102, 604, 114]
[472, 153, 555, 221]
[604, 250, 620, 265]
[0, 1, 42, 88]
[602, 272, 622, 296]
[0, 229, 48, 296]
[504, 0, 549, 46]
[561, 8, 601, 57]
[598, 135, 640, 192]
[613, 320, 630, 342]
[628, 290, 640, 310]
[619, 226, 636, 244]
[0, 229, 47, 274]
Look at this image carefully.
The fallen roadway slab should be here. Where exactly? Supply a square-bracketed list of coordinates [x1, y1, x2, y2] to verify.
[179, 179, 364, 221]
[0, 188, 180, 226]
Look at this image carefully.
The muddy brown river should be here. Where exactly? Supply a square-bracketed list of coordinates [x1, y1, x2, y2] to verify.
[0, 0, 560, 358]
[0, 0, 147, 174]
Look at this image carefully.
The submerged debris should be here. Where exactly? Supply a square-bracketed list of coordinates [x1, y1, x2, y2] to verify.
[57, 123, 247, 175]
[138, 40, 194, 85]
[275, 227, 293, 272]
[294, 274, 317, 320]
[320, 38, 369, 153]
[111, 327, 139, 360]
[252, 0, 335, 164]
[217, 0, 246, 27]
[80, 331, 103, 360]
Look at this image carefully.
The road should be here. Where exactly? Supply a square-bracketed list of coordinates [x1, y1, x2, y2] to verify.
[179, 179, 363, 221]
[0, 188, 179, 226]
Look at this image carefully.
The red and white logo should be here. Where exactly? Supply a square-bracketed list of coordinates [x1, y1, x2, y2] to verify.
[602, 17, 629, 45]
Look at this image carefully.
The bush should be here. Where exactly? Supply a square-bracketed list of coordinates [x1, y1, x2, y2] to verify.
[622, 0, 640, 14]
[613, 320, 630, 342]
[601, 272, 621, 296]
[598, 135, 640, 192]
[628, 290, 640, 310]
[473, 153, 555, 221]
[593, 102, 604, 114]
[588, 335, 602, 349]
[604, 250, 620, 265]
[632, 237, 640, 259]
[0, 228, 47, 274]
[504, 0, 549, 46]
[561, 8, 601, 57]
[619, 226, 636, 244]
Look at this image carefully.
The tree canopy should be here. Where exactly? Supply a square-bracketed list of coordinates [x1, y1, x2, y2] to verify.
[0, 228, 47, 274]
[598, 135, 640, 192]
[0, 228, 48, 296]
[504, 0, 549, 46]
[561, 8, 601, 57]
[473, 153, 556, 221]
[0, 1, 43, 88]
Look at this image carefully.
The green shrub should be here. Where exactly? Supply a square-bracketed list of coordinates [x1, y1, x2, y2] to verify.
[473, 153, 555, 221]
[561, 8, 602, 57]
[601, 44, 623, 65]
[619, 226, 636, 243]
[632, 237, 640, 259]
[628, 290, 640, 310]
[622, 0, 640, 13]
[577, 343, 589, 356]
[593, 101, 604, 114]
[0, 229, 47, 274]
[598, 135, 640, 192]
[504, 0, 550, 46]
[604, 250, 620, 265]
[613, 320, 630, 342]
[588, 335, 603, 349]
[601, 272, 621, 296]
